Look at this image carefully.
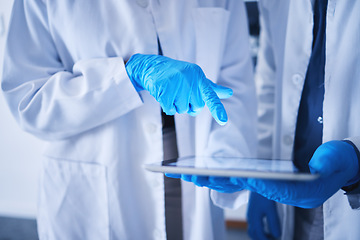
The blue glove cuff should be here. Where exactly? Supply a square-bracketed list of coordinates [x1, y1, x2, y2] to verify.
[125, 53, 148, 91]
[342, 140, 360, 188]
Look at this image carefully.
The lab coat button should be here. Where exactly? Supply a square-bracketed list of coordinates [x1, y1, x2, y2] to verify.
[136, 0, 149, 8]
[147, 123, 157, 134]
[292, 74, 303, 85]
[317, 116, 323, 124]
[283, 135, 293, 145]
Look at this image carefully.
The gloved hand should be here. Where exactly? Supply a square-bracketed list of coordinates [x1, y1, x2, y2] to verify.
[125, 54, 233, 125]
[247, 192, 281, 240]
[165, 174, 244, 193]
[237, 140, 360, 208]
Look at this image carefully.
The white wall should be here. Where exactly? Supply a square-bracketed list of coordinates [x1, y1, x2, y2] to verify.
[0, 0, 246, 221]
[0, 0, 43, 218]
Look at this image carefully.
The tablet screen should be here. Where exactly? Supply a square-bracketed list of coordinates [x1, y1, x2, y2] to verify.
[144, 156, 319, 181]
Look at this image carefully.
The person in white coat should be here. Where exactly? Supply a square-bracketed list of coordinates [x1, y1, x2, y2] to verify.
[246, 1, 360, 239]
[1, 0, 257, 240]
[179, 0, 360, 239]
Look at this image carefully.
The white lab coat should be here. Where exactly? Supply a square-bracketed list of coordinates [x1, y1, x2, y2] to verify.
[1, 1, 257, 240]
[254, 1, 360, 239]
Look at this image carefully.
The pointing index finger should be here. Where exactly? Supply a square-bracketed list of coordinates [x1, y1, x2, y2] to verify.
[200, 78, 228, 125]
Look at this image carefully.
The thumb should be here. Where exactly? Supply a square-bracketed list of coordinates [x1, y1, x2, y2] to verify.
[165, 173, 181, 178]
[266, 202, 281, 238]
[200, 79, 228, 125]
[207, 79, 233, 99]
[309, 141, 345, 177]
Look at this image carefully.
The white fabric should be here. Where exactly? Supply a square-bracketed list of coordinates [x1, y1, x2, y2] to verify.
[252, 0, 360, 239]
[211, 190, 249, 210]
[1, 0, 257, 240]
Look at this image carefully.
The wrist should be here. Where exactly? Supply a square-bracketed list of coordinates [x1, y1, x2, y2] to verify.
[342, 181, 360, 194]
[125, 54, 145, 91]
[342, 140, 360, 188]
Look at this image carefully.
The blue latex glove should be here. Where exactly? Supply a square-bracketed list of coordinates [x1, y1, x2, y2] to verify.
[247, 192, 281, 240]
[125, 54, 233, 125]
[237, 140, 360, 208]
[165, 174, 243, 193]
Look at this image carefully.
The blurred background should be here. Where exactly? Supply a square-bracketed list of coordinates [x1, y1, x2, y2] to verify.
[0, 0, 259, 239]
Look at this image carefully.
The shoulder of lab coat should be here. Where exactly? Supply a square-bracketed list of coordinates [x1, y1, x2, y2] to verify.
[1, 0, 143, 141]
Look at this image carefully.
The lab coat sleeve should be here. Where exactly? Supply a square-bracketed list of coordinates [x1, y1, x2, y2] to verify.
[1, 0, 143, 141]
[346, 137, 360, 157]
[344, 136, 360, 209]
[254, 1, 277, 159]
[208, 0, 257, 209]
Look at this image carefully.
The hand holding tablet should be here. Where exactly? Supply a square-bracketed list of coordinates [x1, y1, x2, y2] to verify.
[144, 156, 320, 194]
[144, 156, 319, 181]
[145, 141, 360, 208]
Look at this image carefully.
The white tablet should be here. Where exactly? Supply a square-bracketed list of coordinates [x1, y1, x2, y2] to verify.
[144, 156, 319, 181]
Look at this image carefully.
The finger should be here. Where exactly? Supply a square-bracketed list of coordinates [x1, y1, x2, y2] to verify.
[174, 82, 191, 114]
[209, 176, 235, 187]
[191, 175, 209, 187]
[200, 79, 228, 125]
[266, 204, 281, 238]
[247, 178, 286, 195]
[231, 178, 248, 188]
[255, 211, 269, 240]
[246, 178, 288, 202]
[209, 187, 239, 193]
[247, 227, 258, 240]
[174, 99, 190, 114]
[188, 87, 205, 116]
[208, 177, 244, 193]
[207, 79, 233, 99]
[247, 194, 265, 230]
[209, 176, 230, 185]
[309, 141, 354, 177]
[187, 107, 200, 117]
[165, 173, 181, 178]
[248, 223, 269, 240]
[248, 218, 268, 240]
[188, 101, 205, 116]
[159, 81, 180, 115]
[246, 178, 318, 208]
[161, 105, 177, 115]
[308, 144, 334, 177]
[255, 226, 270, 240]
[181, 174, 193, 182]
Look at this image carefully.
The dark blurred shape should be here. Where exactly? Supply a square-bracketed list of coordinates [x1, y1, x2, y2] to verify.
[0, 216, 39, 240]
[245, 1, 260, 66]
[245, 1, 260, 37]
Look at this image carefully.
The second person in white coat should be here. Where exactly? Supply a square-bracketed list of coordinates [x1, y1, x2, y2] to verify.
[174, 1, 360, 239]
[207, 1, 360, 239]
